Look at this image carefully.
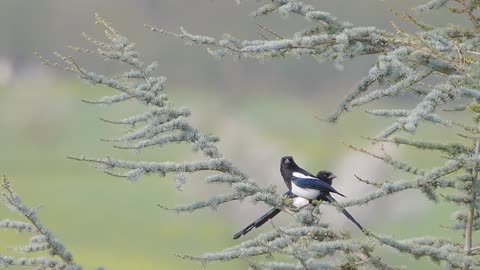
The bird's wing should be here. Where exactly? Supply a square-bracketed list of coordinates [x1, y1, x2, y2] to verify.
[292, 173, 345, 197]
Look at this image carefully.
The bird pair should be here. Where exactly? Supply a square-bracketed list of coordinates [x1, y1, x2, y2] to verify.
[233, 156, 363, 239]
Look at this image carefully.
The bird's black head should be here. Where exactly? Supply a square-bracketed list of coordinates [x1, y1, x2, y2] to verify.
[316, 170, 336, 185]
[280, 156, 297, 190]
[280, 156, 296, 170]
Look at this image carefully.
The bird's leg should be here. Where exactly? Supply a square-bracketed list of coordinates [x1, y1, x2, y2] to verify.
[310, 207, 322, 225]
[304, 203, 320, 224]
[310, 199, 323, 225]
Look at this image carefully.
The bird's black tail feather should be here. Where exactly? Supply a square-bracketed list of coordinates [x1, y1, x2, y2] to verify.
[325, 194, 364, 231]
[233, 208, 281, 239]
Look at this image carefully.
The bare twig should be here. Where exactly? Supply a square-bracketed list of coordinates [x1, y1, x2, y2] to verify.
[255, 22, 284, 39]
[354, 174, 382, 188]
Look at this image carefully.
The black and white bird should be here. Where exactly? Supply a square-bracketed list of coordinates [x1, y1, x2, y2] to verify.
[232, 156, 364, 239]
[280, 156, 363, 231]
[280, 156, 344, 199]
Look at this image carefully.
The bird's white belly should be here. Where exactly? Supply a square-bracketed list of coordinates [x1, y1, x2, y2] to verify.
[292, 183, 320, 200]
[292, 197, 309, 208]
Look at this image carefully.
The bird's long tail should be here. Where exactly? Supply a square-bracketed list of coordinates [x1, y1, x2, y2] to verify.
[233, 208, 281, 239]
[325, 194, 364, 231]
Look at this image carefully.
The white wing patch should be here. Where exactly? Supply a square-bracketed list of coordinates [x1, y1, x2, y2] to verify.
[292, 172, 317, 179]
[292, 182, 320, 200]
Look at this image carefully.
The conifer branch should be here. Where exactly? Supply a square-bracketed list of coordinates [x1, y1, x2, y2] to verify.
[338, 159, 463, 208]
[38, 14, 288, 214]
[0, 176, 87, 270]
[377, 235, 479, 268]
[345, 143, 426, 175]
[373, 137, 473, 156]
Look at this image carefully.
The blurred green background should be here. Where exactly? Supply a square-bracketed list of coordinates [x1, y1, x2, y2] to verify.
[0, 1, 472, 269]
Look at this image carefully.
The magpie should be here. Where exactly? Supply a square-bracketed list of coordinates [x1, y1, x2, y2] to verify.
[232, 157, 363, 239]
[280, 156, 363, 231]
[232, 191, 309, 239]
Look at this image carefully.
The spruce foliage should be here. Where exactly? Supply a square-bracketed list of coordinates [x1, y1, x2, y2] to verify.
[0, 176, 87, 270]
[148, 0, 480, 268]
[3, 0, 480, 269]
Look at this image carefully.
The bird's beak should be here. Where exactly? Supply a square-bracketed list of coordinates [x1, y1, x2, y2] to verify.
[328, 174, 337, 180]
[284, 159, 291, 164]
